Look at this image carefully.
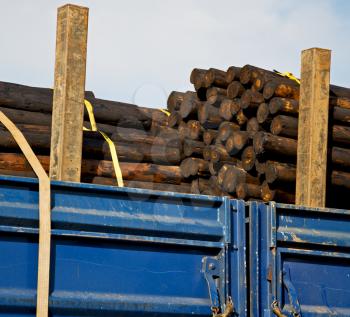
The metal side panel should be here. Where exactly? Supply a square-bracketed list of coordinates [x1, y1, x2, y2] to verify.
[0, 175, 246, 316]
[250, 201, 350, 317]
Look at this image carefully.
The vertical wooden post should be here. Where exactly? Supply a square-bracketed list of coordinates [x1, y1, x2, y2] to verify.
[50, 4, 89, 182]
[296, 48, 331, 207]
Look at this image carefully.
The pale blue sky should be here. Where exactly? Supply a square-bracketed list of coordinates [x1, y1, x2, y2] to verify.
[0, 0, 349, 108]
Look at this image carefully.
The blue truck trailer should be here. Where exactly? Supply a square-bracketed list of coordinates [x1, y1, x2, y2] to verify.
[0, 175, 348, 316]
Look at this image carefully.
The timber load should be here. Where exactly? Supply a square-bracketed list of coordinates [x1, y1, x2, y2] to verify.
[166, 65, 350, 208]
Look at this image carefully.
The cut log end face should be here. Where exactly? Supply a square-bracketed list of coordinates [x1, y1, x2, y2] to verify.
[241, 146, 256, 171]
[257, 103, 269, 123]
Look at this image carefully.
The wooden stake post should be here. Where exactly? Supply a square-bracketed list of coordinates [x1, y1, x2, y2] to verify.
[296, 48, 331, 207]
[50, 4, 89, 182]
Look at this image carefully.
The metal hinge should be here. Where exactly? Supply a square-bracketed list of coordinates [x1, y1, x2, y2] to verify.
[201, 256, 234, 317]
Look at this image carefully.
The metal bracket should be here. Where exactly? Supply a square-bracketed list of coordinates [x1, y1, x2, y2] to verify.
[271, 268, 301, 317]
[202, 256, 223, 313]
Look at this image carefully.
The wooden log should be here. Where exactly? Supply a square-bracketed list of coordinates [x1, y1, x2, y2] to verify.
[217, 164, 232, 187]
[206, 87, 227, 104]
[263, 80, 299, 100]
[225, 131, 249, 155]
[209, 160, 241, 176]
[271, 114, 350, 146]
[253, 132, 350, 169]
[190, 68, 209, 89]
[256, 103, 270, 124]
[261, 181, 295, 203]
[240, 89, 264, 109]
[269, 97, 350, 125]
[219, 99, 241, 121]
[246, 117, 262, 138]
[167, 111, 182, 128]
[239, 65, 281, 88]
[92, 177, 191, 193]
[266, 160, 350, 190]
[187, 120, 203, 140]
[210, 144, 234, 163]
[216, 121, 240, 144]
[255, 159, 266, 175]
[191, 178, 210, 194]
[198, 102, 222, 128]
[205, 68, 228, 88]
[241, 146, 256, 171]
[225, 66, 241, 84]
[180, 158, 209, 178]
[236, 182, 261, 199]
[167, 91, 185, 112]
[183, 139, 204, 157]
[178, 121, 190, 140]
[0, 153, 183, 184]
[203, 145, 213, 161]
[227, 81, 245, 99]
[235, 109, 248, 126]
[203, 129, 218, 145]
[179, 92, 201, 119]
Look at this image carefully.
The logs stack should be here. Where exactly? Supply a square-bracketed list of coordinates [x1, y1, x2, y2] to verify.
[0, 81, 193, 194]
[167, 65, 350, 208]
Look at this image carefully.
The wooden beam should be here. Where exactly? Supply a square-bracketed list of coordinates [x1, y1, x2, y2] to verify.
[50, 4, 89, 182]
[296, 48, 331, 207]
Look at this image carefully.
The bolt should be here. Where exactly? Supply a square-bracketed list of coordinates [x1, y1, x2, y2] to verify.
[209, 263, 216, 270]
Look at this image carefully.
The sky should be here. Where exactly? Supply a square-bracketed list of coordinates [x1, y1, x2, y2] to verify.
[0, 0, 349, 108]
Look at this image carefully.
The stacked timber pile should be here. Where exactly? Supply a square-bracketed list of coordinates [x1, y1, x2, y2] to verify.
[0, 81, 194, 194]
[166, 65, 350, 207]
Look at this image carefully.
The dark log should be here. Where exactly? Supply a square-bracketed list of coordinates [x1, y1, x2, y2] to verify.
[206, 87, 227, 104]
[225, 66, 241, 84]
[190, 68, 209, 90]
[203, 146, 213, 161]
[191, 178, 210, 194]
[179, 92, 201, 119]
[0, 153, 183, 184]
[235, 110, 248, 126]
[271, 115, 350, 146]
[241, 146, 256, 171]
[217, 164, 232, 187]
[236, 182, 261, 199]
[266, 160, 350, 190]
[180, 158, 209, 178]
[263, 80, 299, 100]
[216, 121, 240, 143]
[255, 159, 266, 175]
[198, 102, 222, 128]
[92, 177, 191, 193]
[225, 131, 249, 155]
[261, 181, 295, 203]
[209, 160, 241, 176]
[253, 132, 350, 169]
[178, 121, 190, 140]
[167, 91, 185, 112]
[269, 97, 350, 125]
[239, 65, 283, 88]
[205, 68, 228, 88]
[167, 111, 182, 128]
[240, 89, 264, 109]
[219, 99, 241, 121]
[256, 103, 270, 124]
[246, 117, 262, 138]
[203, 129, 218, 145]
[210, 144, 235, 163]
[187, 120, 203, 140]
[183, 139, 204, 157]
[227, 81, 245, 99]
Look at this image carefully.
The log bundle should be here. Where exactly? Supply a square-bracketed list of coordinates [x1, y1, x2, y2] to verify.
[0, 81, 192, 194]
[166, 65, 350, 208]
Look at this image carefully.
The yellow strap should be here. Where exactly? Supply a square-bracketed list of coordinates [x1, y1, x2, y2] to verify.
[273, 70, 300, 84]
[83, 100, 124, 187]
[160, 109, 171, 116]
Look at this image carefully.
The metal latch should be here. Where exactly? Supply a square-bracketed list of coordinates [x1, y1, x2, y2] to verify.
[202, 256, 234, 316]
[272, 268, 301, 317]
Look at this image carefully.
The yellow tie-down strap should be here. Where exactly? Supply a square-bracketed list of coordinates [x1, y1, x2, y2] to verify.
[273, 69, 300, 85]
[83, 99, 124, 187]
[159, 109, 171, 116]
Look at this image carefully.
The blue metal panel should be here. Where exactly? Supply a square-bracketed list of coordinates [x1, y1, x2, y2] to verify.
[0, 175, 246, 316]
[250, 202, 350, 317]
